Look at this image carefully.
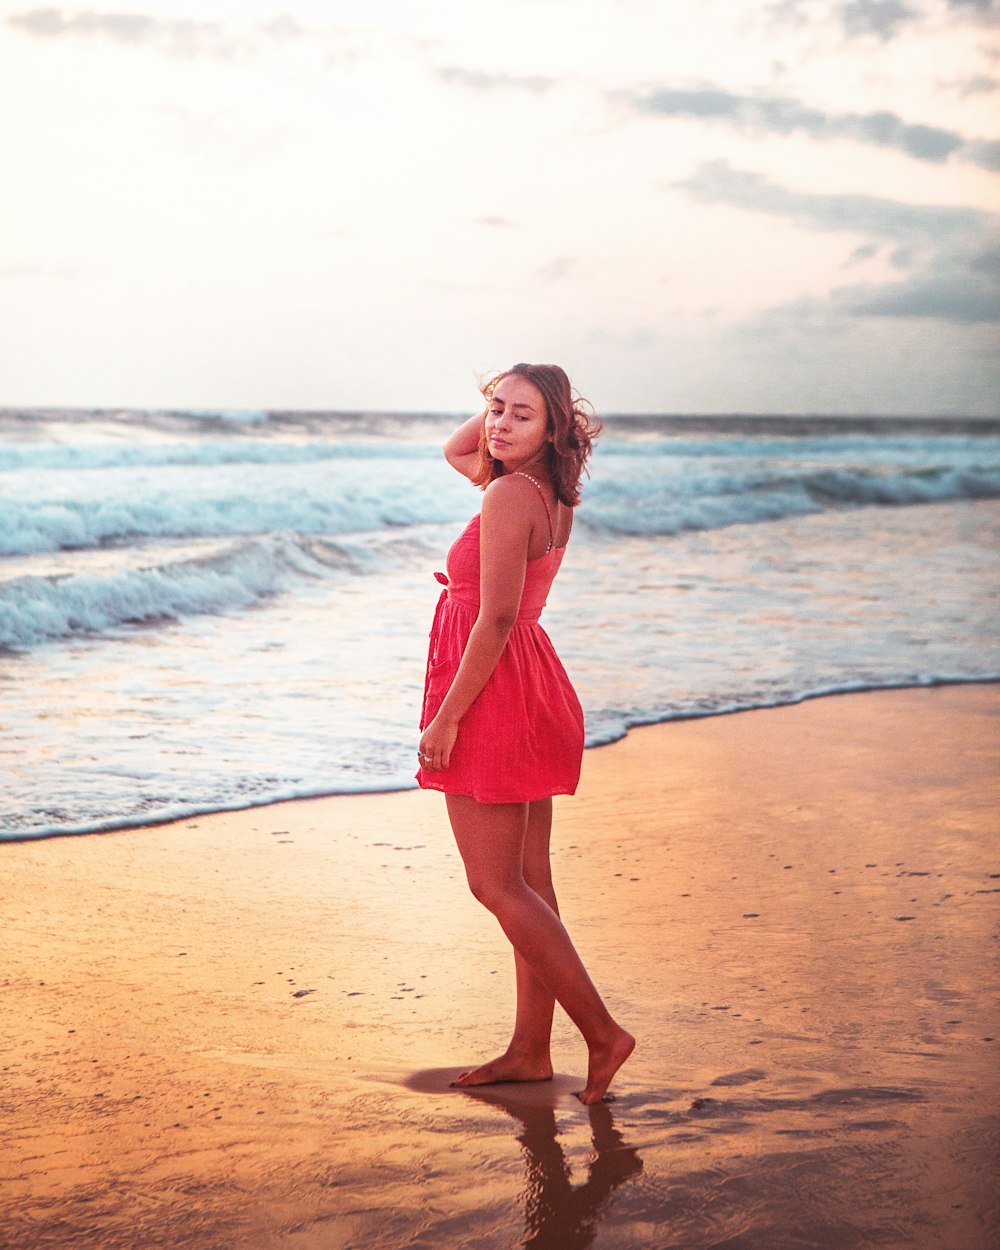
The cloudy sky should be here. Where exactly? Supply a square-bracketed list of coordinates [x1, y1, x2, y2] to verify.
[0, 0, 997, 414]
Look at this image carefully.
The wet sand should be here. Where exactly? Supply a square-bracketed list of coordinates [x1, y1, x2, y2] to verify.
[2, 685, 998, 1249]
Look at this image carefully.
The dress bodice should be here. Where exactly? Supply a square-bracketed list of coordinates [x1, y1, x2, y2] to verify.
[439, 515, 565, 625]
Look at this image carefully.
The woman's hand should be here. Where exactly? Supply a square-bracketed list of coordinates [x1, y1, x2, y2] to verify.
[419, 715, 459, 771]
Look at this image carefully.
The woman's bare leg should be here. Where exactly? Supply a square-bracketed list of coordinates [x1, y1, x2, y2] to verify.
[456, 799, 557, 1085]
[446, 794, 634, 1104]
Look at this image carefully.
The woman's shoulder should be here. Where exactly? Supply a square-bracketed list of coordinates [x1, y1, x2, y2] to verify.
[481, 473, 541, 510]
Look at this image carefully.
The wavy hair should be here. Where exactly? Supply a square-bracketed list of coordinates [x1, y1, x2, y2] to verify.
[471, 363, 602, 506]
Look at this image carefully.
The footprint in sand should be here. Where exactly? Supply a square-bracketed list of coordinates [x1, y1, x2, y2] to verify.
[710, 1069, 768, 1087]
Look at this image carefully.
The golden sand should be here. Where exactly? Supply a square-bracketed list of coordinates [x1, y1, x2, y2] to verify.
[2, 685, 998, 1248]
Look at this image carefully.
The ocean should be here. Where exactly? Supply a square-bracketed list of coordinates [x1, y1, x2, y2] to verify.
[2, 407, 998, 842]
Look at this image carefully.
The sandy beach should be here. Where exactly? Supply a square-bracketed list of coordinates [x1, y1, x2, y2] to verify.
[2, 684, 998, 1249]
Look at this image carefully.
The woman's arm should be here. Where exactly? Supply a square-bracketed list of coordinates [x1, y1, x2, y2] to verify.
[418, 477, 532, 769]
[444, 413, 485, 480]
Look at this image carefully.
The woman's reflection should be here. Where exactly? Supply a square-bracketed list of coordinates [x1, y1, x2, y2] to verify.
[462, 1085, 643, 1250]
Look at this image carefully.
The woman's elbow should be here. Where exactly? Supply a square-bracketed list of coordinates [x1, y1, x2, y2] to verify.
[486, 611, 516, 639]
[444, 446, 478, 479]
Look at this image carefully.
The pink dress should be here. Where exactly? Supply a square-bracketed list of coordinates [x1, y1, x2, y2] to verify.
[416, 478, 585, 803]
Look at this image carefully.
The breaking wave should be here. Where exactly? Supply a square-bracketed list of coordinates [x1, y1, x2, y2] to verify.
[0, 535, 356, 648]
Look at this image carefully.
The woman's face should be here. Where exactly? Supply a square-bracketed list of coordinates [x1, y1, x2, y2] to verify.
[485, 375, 551, 472]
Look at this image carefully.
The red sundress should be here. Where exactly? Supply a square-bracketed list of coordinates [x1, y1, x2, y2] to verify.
[416, 479, 585, 804]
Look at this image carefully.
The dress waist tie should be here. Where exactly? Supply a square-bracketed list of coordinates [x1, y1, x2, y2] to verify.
[420, 573, 451, 729]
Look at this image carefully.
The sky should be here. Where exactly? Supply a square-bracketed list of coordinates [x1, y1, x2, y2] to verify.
[0, 0, 997, 415]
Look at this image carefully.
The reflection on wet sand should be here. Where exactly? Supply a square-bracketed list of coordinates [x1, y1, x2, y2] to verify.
[406, 1070, 644, 1250]
[475, 1092, 642, 1250]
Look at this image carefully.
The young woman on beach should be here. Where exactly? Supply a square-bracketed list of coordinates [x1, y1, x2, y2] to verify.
[416, 362, 635, 1105]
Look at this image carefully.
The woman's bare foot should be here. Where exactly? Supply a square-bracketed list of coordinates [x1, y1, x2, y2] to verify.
[452, 1049, 554, 1087]
[576, 1027, 635, 1105]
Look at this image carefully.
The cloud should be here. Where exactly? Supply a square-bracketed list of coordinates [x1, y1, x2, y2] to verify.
[841, 264, 1000, 320]
[768, 0, 997, 41]
[962, 138, 1000, 167]
[6, 8, 244, 57]
[436, 66, 555, 93]
[673, 159, 991, 240]
[843, 241, 880, 266]
[10, 8, 153, 40]
[946, 0, 1000, 17]
[765, 0, 919, 37]
[5, 8, 320, 57]
[533, 257, 577, 282]
[674, 160, 1000, 324]
[630, 85, 999, 170]
[841, 0, 918, 39]
[257, 15, 305, 41]
[944, 73, 1000, 95]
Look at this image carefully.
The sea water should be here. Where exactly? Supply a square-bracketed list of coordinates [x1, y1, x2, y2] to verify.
[1, 409, 998, 840]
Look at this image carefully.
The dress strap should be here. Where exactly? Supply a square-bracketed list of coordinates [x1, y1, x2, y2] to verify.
[511, 471, 554, 553]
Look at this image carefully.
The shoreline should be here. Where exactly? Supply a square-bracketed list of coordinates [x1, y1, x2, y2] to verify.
[2, 684, 998, 1248]
[6, 674, 999, 845]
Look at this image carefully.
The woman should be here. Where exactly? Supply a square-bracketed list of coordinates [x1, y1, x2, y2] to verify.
[417, 362, 634, 1105]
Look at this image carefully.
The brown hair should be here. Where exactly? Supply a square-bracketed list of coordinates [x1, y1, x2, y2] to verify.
[470, 363, 602, 506]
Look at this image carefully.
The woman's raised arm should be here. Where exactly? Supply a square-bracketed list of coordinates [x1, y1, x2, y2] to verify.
[444, 413, 484, 479]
